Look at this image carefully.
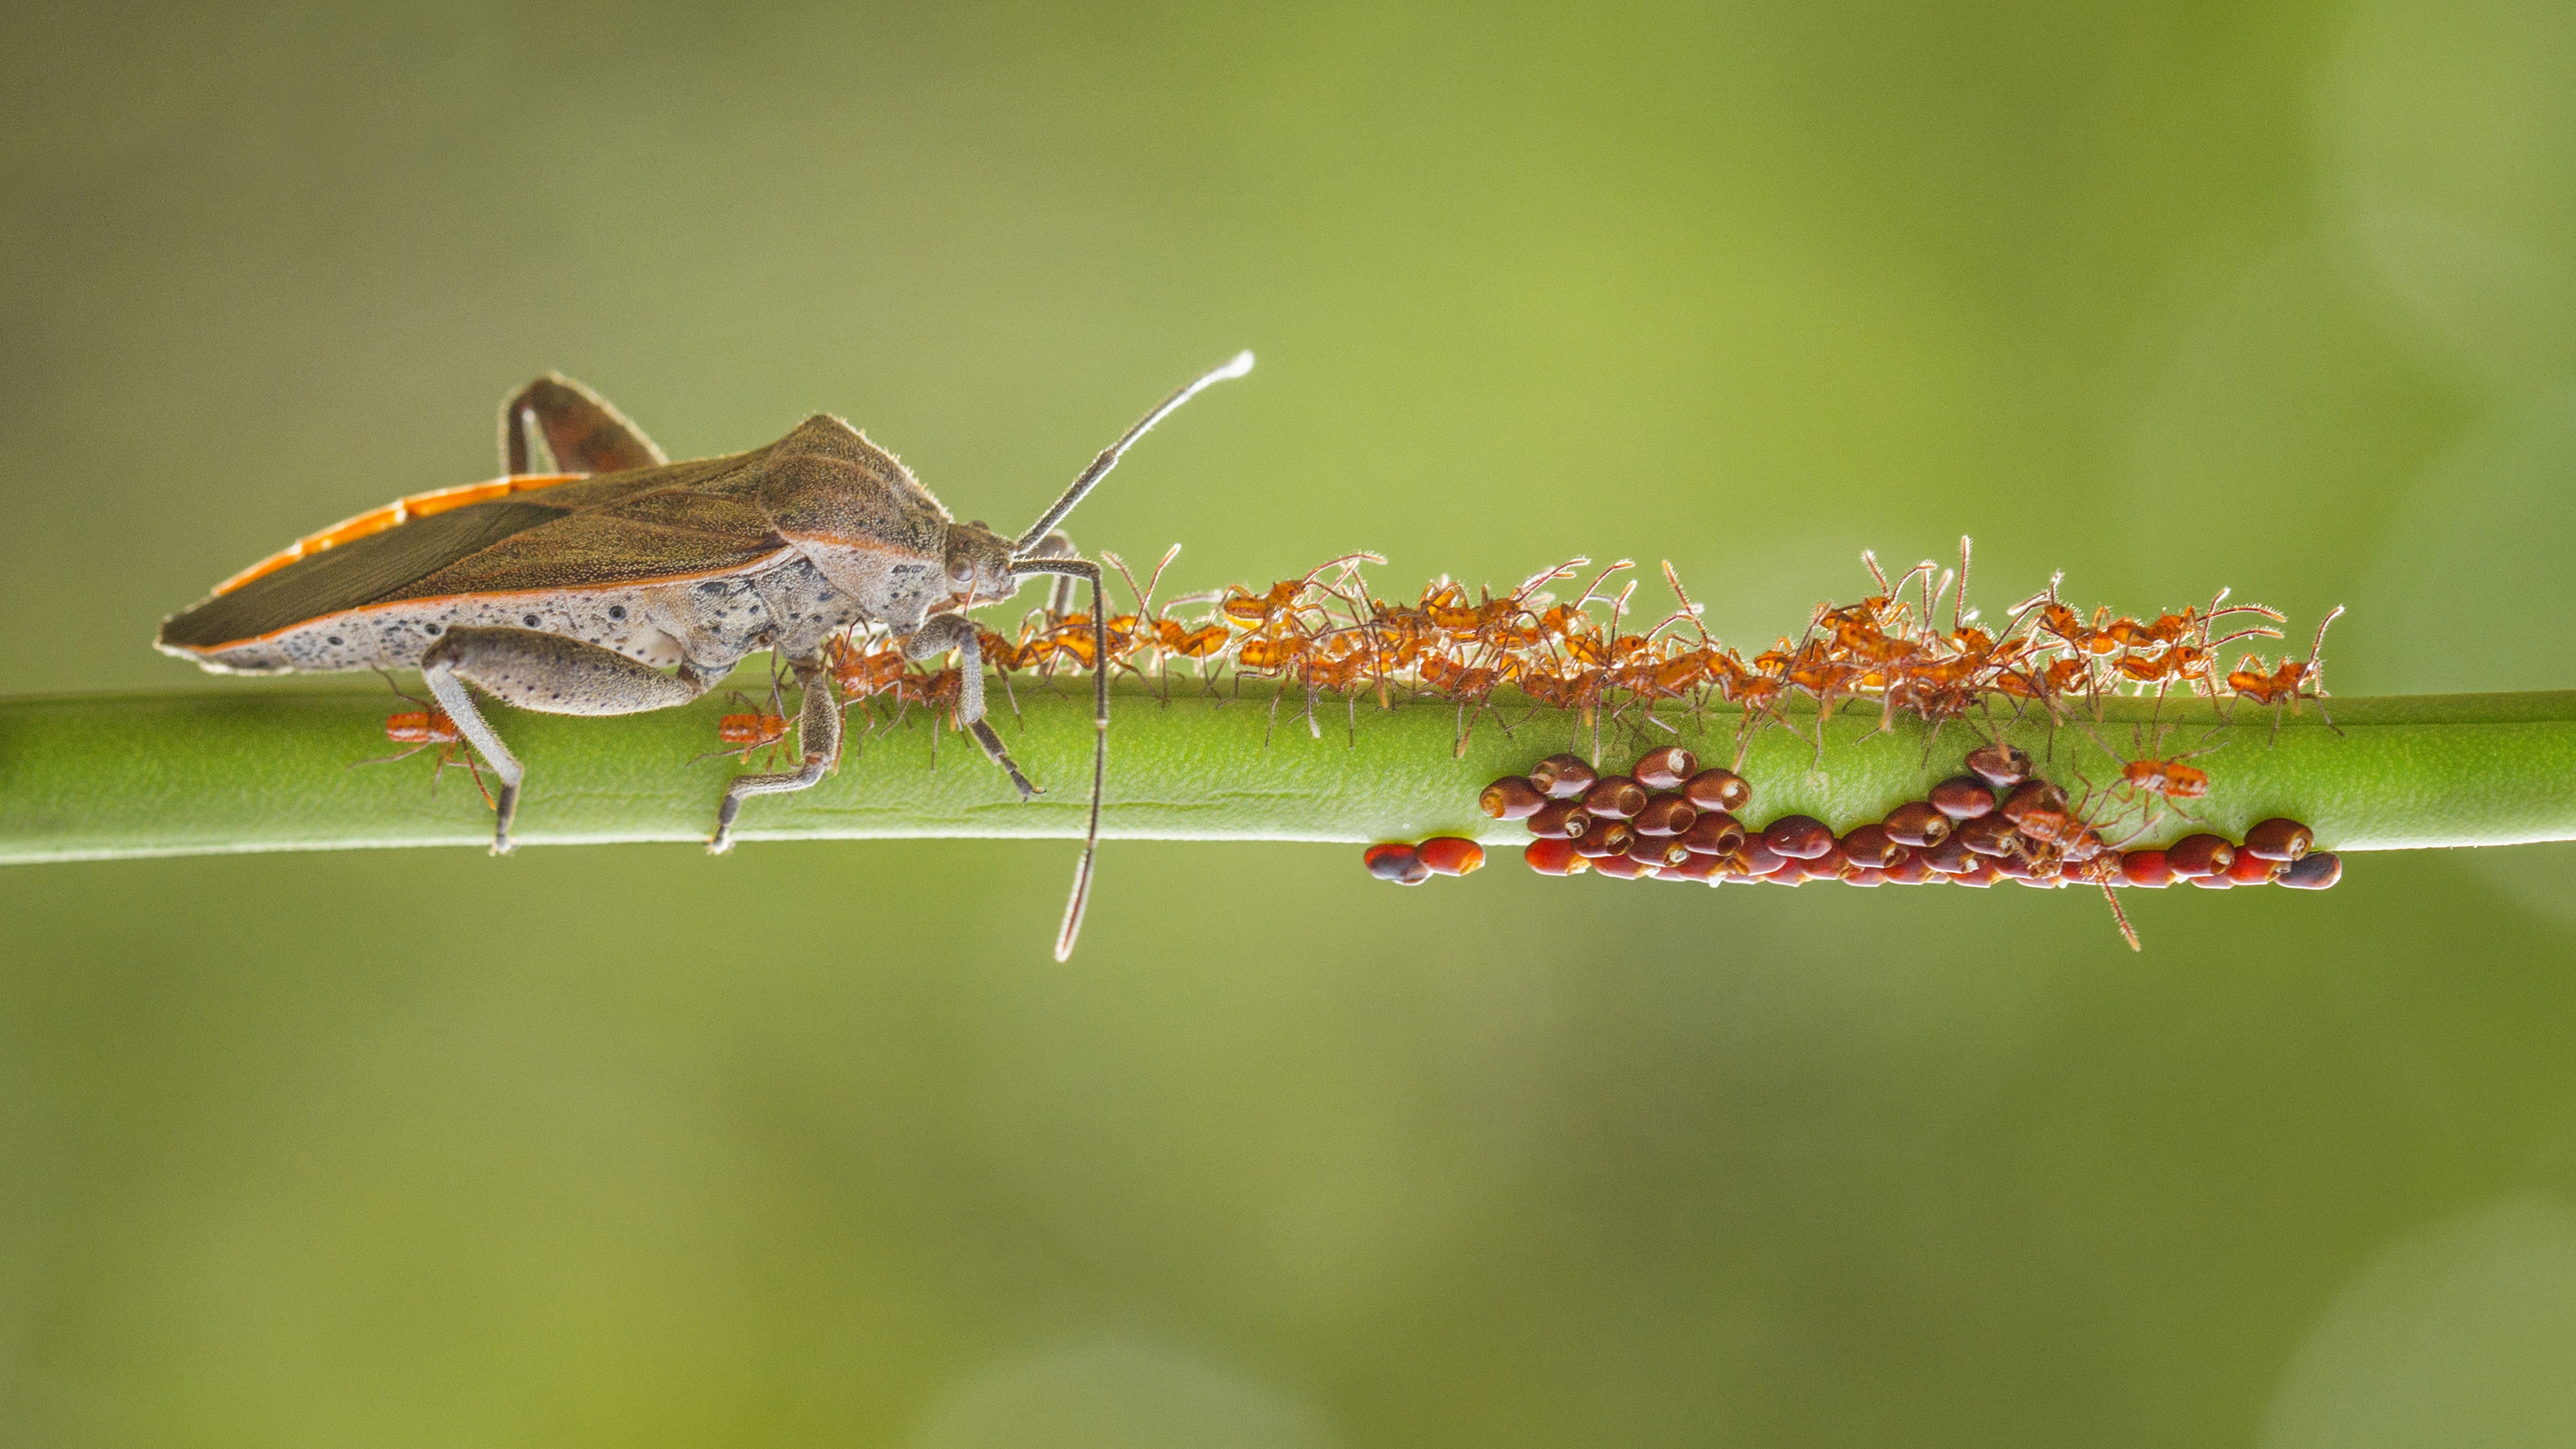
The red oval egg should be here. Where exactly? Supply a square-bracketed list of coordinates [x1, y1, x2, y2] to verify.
[2120, 849, 2175, 888]
[1479, 776, 1546, 821]
[2243, 818, 2313, 862]
[1418, 836, 1485, 876]
[1523, 838, 1585, 876]
[1682, 769, 1752, 813]
[2166, 834, 2235, 877]
[1631, 746, 1698, 791]
[1762, 815, 1835, 859]
[2279, 852, 2342, 890]
[1362, 842, 1430, 884]
[1528, 753, 1596, 799]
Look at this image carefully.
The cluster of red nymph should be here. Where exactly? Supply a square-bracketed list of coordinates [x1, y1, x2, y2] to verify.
[819, 541, 2343, 755]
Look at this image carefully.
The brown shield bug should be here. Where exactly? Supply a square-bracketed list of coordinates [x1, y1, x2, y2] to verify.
[157, 353, 1257, 959]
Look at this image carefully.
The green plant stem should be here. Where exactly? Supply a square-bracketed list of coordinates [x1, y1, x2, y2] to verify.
[1, 682, 2571, 864]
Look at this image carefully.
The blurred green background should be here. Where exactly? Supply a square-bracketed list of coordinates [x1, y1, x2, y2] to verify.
[6, 1, 2576, 1444]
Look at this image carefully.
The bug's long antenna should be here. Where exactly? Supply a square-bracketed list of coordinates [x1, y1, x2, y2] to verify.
[1013, 351, 1254, 554]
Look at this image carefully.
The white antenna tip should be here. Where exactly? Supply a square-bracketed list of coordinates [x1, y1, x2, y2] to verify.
[1217, 350, 1256, 379]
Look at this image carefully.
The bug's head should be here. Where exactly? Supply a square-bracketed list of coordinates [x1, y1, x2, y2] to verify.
[943, 519, 1019, 606]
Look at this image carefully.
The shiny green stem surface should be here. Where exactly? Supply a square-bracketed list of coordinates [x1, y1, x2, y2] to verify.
[1, 683, 2570, 863]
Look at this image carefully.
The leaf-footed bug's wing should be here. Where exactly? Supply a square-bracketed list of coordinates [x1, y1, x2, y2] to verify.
[756, 415, 953, 561]
[384, 500, 789, 600]
[501, 374, 668, 475]
[160, 499, 575, 650]
[158, 452, 776, 650]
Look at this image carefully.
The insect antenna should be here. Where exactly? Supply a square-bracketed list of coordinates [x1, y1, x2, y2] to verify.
[1101, 543, 1180, 619]
[1571, 559, 1636, 614]
[351, 667, 446, 768]
[1953, 536, 1973, 634]
[1013, 351, 1254, 555]
[1657, 561, 1714, 648]
[2305, 605, 2346, 693]
[1885, 555, 1938, 608]
[1861, 549, 1890, 594]
[348, 739, 434, 770]
[369, 665, 433, 714]
[1514, 556, 1591, 602]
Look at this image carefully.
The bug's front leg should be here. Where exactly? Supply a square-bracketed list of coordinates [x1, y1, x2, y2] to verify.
[903, 614, 1038, 799]
[708, 658, 841, 855]
[422, 627, 719, 854]
[1021, 529, 1080, 615]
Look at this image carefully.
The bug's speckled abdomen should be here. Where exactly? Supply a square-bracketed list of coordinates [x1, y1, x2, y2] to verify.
[169, 552, 874, 680]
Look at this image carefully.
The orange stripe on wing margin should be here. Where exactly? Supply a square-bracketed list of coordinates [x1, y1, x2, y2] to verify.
[211, 473, 588, 595]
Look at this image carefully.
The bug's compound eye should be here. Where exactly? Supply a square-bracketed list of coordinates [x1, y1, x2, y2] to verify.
[948, 525, 1016, 600]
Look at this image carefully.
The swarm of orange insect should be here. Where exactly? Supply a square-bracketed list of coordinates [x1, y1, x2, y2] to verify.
[809, 539, 2344, 765]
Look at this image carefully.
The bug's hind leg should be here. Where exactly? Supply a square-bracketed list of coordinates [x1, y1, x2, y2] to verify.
[708, 659, 841, 855]
[499, 374, 668, 475]
[422, 627, 718, 854]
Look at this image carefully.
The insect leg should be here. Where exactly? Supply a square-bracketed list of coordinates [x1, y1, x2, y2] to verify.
[421, 649, 527, 854]
[708, 659, 840, 854]
[1022, 530, 1080, 617]
[422, 627, 716, 854]
[1014, 556, 1108, 962]
[902, 615, 1038, 798]
[498, 374, 667, 475]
